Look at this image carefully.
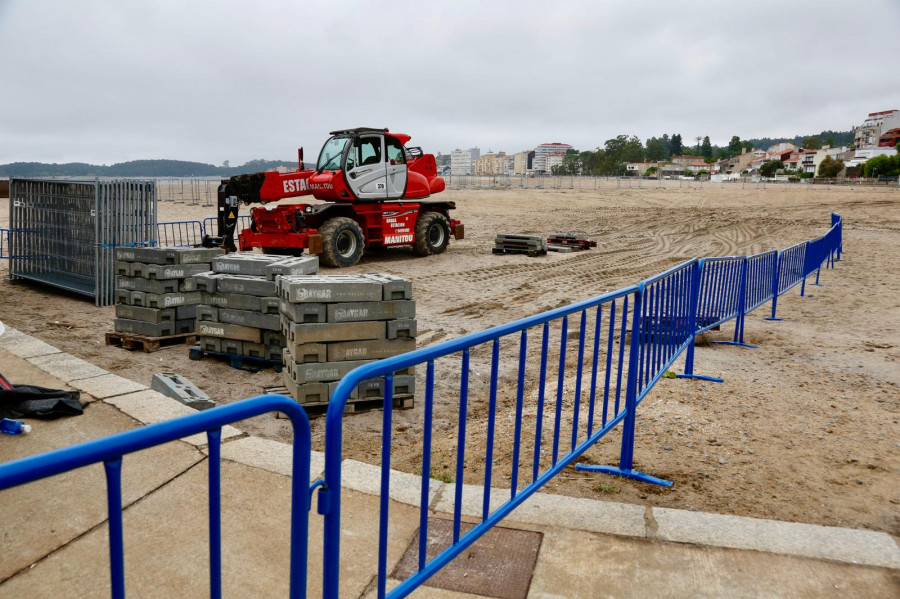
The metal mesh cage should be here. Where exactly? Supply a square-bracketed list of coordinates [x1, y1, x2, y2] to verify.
[9, 178, 157, 306]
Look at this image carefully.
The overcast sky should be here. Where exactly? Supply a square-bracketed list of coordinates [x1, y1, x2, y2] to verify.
[1, 1, 898, 165]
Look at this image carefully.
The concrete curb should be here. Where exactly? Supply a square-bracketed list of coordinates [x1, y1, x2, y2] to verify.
[2, 322, 898, 571]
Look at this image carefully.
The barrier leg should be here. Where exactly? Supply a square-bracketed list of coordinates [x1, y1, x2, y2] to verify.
[576, 290, 673, 487]
[675, 336, 724, 382]
[813, 265, 823, 286]
[711, 314, 757, 348]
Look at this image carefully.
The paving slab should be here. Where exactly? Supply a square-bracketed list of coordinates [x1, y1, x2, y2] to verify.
[0, 347, 71, 390]
[27, 352, 108, 383]
[0, 327, 61, 359]
[434, 483, 647, 539]
[652, 506, 900, 569]
[209, 435, 325, 480]
[526, 527, 899, 599]
[0, 462, 422, 599]
[341, 459, 445, 508]
[105, 389, 243, 446]
[0, 401, 203, 582]
[69, 373, 148, 400]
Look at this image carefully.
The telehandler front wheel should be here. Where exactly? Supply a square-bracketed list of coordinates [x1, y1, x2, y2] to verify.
[319, 217, 365, 267]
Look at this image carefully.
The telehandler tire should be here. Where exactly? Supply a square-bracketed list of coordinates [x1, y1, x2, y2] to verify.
[319, 217, 365, 267]
[413, 212, 450, 256]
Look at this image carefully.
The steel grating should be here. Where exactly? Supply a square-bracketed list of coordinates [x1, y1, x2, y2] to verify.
[9, 178, 157, 306]
[392, 517, 543, 599]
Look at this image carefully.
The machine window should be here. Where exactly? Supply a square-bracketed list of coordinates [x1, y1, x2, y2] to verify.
[386, 137, 405, 165]
[317, 136, 350, 171]
[357, 137, 382, 166]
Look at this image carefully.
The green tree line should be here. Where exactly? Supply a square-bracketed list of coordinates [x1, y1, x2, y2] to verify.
[549, 129, 855, 176]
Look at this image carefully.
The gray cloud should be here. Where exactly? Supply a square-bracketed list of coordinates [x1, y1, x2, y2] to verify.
[1, 0, 897, 164]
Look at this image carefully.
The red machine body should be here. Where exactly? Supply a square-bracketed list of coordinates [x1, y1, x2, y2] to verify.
[212, 128, 460, 267]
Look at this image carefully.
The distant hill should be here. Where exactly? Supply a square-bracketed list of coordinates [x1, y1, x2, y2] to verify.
[0, 159, 313, 178]
[746, 129, 854, 150]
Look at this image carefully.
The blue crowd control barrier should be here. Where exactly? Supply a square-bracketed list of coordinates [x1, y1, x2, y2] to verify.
[0, 395, 313, 599]
[0, 228, 9, 259]
[321, 285, 642, 599]
[580, 260, 703, 486]
[316, 213, 846, 598]
[156, 220, 205, 247]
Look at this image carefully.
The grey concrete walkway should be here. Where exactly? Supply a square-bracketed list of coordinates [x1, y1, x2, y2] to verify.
[1, 323, 898, 598]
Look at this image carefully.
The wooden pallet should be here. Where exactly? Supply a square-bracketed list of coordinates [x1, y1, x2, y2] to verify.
[106, 331, 198, 353]
[546, 234, 597, 250]
[275, 395, 415, 419]
[188, 346, 283, 373]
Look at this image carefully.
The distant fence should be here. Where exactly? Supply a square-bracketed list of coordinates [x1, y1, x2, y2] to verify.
[320, 213, 844, 598]
[155, 178, 220, 206]
[0, 395, 313, 599]
[4, 215, 253, 260]
[152, 216, 252, 247]
[446, 174, 899, 192]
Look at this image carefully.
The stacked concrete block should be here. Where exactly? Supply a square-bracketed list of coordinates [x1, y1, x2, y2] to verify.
[193, 254, 319, 362]
[113, 247, 223, 337]
[278, 273, 417, 406]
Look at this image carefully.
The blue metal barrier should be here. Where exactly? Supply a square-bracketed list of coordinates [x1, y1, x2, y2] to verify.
[0, 395, 312, 599]
[315, 214, 846, 598]
[156, 220, 205, 247]
[0, 228, 9, 259]
[580, 260, 702, 485]
[322, 284, 643, 598]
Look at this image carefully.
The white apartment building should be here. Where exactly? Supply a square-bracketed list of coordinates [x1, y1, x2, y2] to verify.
[845, 145, 898, 169]
[450, 147, 481, 175]
[854, 110, 900, 148]
[533, 142, 573, 173]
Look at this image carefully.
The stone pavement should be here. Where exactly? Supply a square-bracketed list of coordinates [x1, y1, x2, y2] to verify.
[1, 323, 898, 598]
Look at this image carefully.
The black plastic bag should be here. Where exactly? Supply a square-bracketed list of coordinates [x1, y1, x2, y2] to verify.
[0, 384, 85, 419]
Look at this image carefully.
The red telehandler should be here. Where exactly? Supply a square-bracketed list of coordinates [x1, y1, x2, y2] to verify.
[203, 128, 463, 267]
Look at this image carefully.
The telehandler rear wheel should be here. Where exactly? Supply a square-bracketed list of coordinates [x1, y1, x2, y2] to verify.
[319, 217, 365, 267]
